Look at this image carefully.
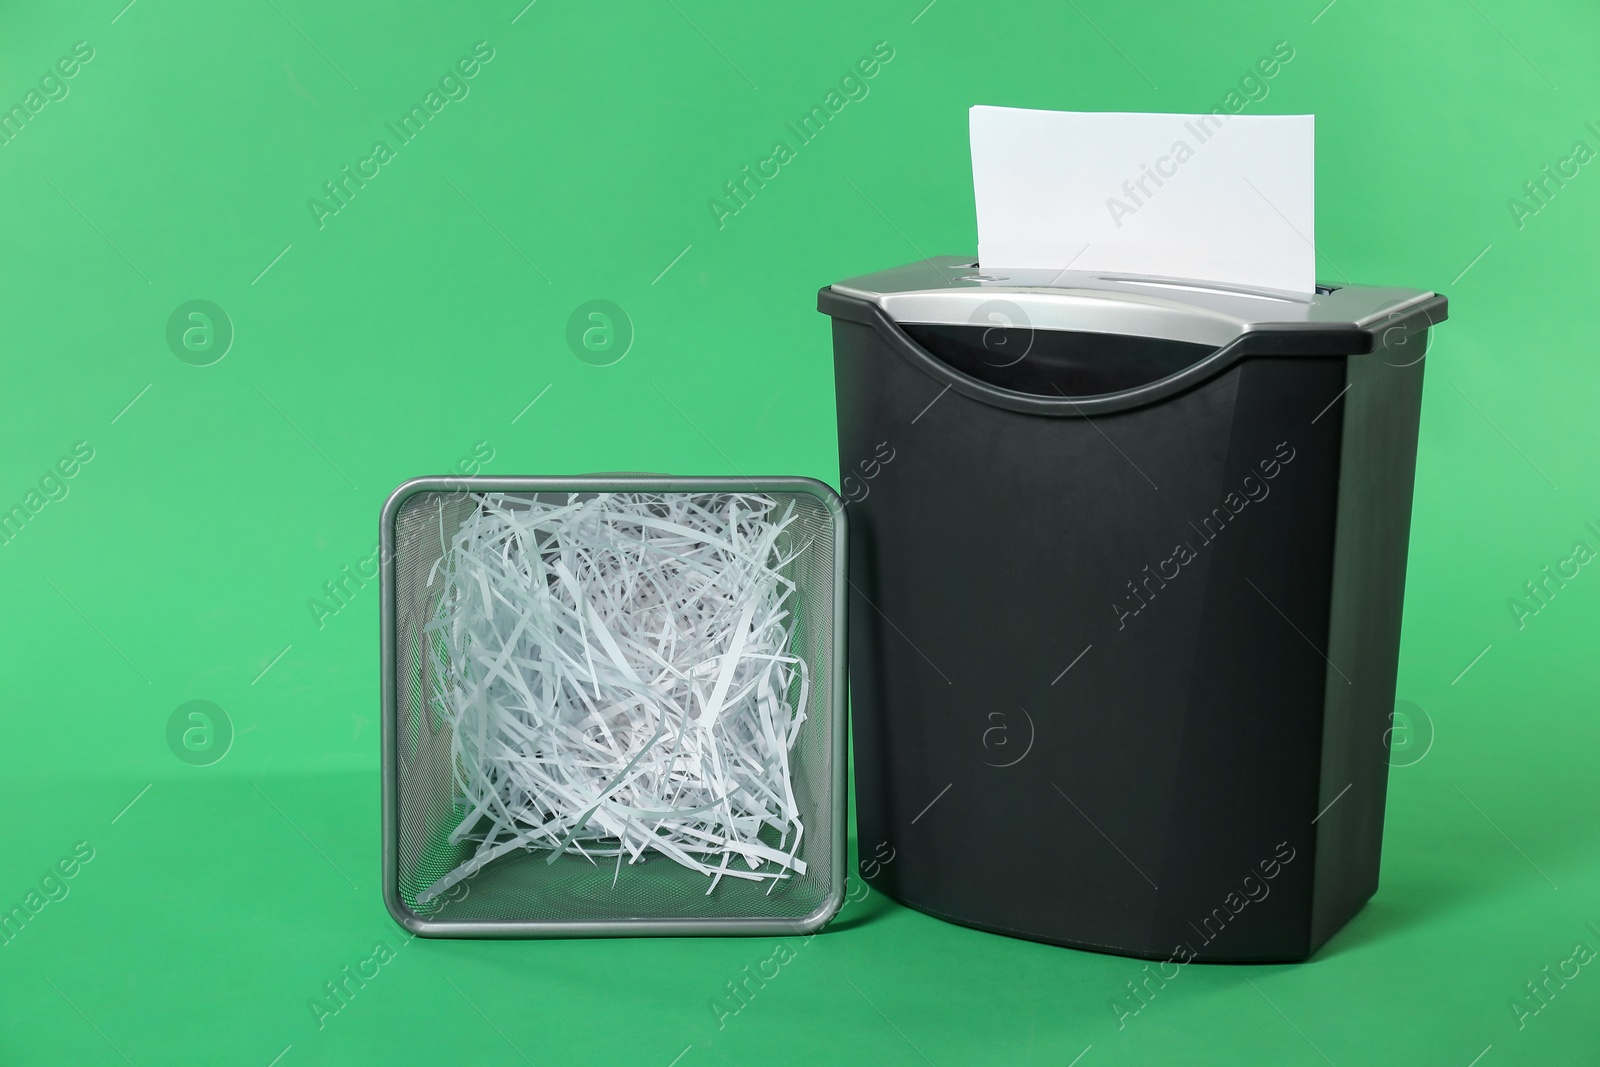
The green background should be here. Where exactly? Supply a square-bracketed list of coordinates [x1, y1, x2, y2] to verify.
[2, 0, 1596, 1063]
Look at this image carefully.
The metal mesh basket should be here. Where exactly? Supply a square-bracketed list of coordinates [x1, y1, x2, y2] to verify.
[380, 476, 847, 937]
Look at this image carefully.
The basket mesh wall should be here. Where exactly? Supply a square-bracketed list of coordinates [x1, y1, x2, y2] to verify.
[391, 490, 837, 926]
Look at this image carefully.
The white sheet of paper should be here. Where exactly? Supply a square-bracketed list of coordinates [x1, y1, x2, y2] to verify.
[970, 106, 1316, 292]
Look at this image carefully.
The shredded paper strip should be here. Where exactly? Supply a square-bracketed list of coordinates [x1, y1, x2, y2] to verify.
[417, 492, 811, 902]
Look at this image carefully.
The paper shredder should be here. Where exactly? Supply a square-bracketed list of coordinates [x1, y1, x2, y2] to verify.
[820, 257, 1447, 962]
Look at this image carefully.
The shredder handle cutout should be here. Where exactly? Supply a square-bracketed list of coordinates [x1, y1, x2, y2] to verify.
[818, 286, 1446, 418]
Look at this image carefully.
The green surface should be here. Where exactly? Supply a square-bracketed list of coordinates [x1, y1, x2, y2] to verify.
[1, 0, 1596, 1063]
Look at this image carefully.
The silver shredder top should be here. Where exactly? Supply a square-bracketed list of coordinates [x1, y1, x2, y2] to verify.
[828, 256, 1441, 347]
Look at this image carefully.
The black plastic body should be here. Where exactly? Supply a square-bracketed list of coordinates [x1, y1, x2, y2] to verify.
[823, 286, 1447, 962]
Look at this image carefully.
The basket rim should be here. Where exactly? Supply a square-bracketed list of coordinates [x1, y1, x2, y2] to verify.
[378, 474, 850, 938]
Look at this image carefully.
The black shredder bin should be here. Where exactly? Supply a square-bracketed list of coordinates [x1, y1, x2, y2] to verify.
[821, 257, 1448, 962]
